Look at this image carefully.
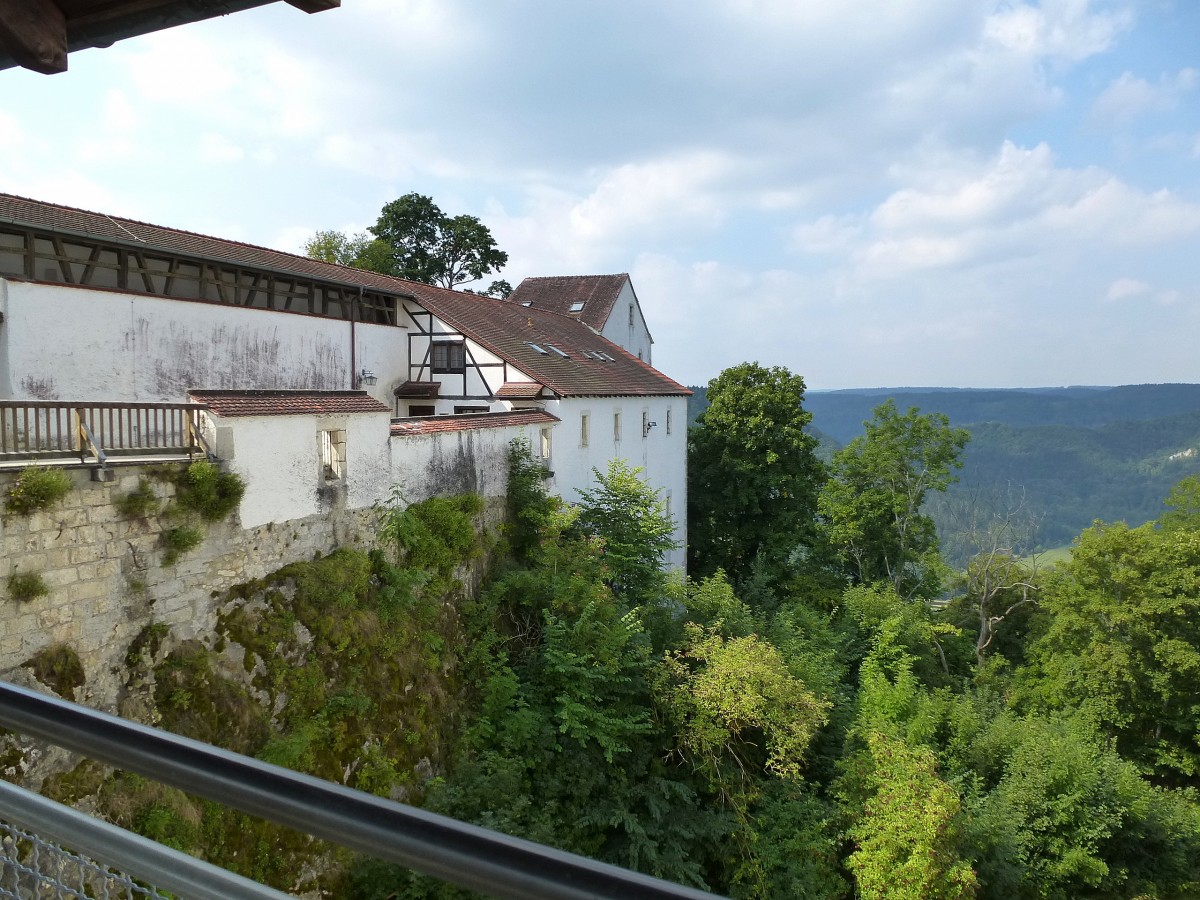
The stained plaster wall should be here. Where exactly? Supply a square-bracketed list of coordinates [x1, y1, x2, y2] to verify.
[0, 279, 407, 406]
[207, 411, 395, 529]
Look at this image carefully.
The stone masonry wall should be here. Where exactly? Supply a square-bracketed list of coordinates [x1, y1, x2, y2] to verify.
[0, 462, 384, 713]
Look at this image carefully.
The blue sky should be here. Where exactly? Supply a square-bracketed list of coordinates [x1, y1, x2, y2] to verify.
[1, 0, 1197, 389]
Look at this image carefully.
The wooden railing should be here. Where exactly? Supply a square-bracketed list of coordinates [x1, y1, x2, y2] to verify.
[0, 402, 209, 463]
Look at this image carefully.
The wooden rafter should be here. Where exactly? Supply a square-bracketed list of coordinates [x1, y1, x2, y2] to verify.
[0, 0, 68, 75]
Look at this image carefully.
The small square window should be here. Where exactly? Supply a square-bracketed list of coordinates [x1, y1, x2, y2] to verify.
[540, 427, 552, 460]
[614, 411, 622, 442]
[409, 405, 435, 417]
[666, 408, 672, 434]
[569, 300, 585, 312]
[431, 342, 466, 374]
[580, 412, 590, 448]
[642, 410, 649, 438]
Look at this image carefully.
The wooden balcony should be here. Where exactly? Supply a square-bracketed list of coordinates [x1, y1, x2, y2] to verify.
[0, 401, 210, 467]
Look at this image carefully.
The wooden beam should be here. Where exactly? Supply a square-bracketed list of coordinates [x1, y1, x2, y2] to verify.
[286, 0, 340, 12]
[0, 0, 68, 74]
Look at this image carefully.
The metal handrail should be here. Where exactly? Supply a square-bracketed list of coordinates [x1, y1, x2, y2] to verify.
[0, 681, 722, 900]
[0, 779, 292, 900]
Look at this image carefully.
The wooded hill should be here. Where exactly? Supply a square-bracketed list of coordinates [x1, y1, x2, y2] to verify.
[688, 384, 1200, 553]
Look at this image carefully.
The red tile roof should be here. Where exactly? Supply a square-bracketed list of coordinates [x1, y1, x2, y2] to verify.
[190, 390, 389, 417]
[404, 283, 690, 399]
[496, 382, 547, 399]
[390, 409, 559, 436]
[506, 274, 629, 331]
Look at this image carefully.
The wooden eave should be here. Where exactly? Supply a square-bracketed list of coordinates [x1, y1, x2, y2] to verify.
[0, 0, 338, 75]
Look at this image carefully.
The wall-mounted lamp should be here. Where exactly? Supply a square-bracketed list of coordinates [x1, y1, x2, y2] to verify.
[357, 368, 378, 388]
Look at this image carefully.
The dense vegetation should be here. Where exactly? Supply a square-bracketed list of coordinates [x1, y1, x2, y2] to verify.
[353, 367, 1200, 898]
[52, 372, 1200, 897]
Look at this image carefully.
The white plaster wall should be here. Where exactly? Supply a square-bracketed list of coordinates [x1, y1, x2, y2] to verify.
[0, 279, 11, 397]
[214, 411, 534, 528]
[546, 395, 687, 570]
[599, 281, 653, 364]
[0, 279, 408, 403]
[346, 413, 397, 509]
[388, 420, 543, 504]
[216, 415, 324, 527]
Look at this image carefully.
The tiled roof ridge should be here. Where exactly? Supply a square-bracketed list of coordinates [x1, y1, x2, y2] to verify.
[188, 389, 390, 417]
[190, 389, 370, 397]
[391, 408, 560, 436]
[517, 273, 630, 283]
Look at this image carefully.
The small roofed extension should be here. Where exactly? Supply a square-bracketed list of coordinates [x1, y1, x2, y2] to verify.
[0, 193, 689, 566]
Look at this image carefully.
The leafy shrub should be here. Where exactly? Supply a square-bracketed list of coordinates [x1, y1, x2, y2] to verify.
[175, 460, 245, 522]
[116, 478, 160, 518]
[162, 525, 204, 564]
[7, 570, 49, 603]
[5, 466, 72, 515]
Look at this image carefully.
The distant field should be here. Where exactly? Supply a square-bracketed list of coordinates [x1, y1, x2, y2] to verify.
[1024, 546, 1073, 568]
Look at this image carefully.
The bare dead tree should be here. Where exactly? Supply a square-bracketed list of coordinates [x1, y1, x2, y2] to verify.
[935, 482, 1044, 666]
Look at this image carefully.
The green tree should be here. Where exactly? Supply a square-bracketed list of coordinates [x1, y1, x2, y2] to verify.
[686, 363, 825, 594]
[819, 400, 968, 599]
[369, 193, 508, 289]
[302, 229, 394, 271]
[577, 459, 678, 605]
[1020, 518, 1200, 785]
[847, 731, 978, 900]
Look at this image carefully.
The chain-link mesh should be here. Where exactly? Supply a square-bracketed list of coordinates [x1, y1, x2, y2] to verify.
[0, 819, 169, 900]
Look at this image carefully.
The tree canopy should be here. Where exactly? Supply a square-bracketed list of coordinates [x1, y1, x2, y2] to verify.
[303, 193, 509, 293]
[686, 363, 825, 595]
[819, 400, 968, 599]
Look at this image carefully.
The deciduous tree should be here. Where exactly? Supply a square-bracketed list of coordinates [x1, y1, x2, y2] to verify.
[303, 194, 509, 290]
[687, 363, 824, 595]
[369, 193, 508, 289]
[819, 400, 968, 599]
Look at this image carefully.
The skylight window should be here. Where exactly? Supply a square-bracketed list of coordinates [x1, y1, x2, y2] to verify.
[521, 300, 532, 307]
[527, 342, 548, 354]
[545, 344, 570, 358]
[569, 301, 586, 312]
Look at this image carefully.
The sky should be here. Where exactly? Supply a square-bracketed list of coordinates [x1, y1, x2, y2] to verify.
[1, 0, 1198, 389]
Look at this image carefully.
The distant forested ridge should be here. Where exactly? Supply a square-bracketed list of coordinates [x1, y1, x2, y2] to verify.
[687, 383, 1200, 552]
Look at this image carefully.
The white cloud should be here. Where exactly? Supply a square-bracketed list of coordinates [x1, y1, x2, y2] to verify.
[1091, 68, 1199, 127]
[569, 153, 730, 243]
[984, 0, 1132, 62]
[1106, 277, 1149, 301]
